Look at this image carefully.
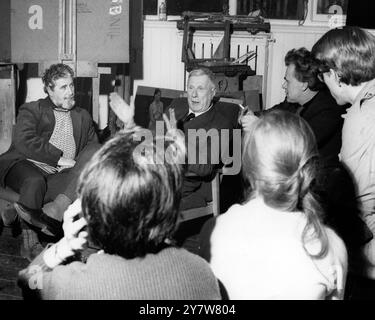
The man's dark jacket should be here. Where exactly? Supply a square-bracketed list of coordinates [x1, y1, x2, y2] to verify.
[267, 89, 344, 164]
[0, 97, 98, 187]
[167, 98, 240, 209]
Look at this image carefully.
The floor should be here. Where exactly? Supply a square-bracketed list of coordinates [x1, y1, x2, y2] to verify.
[0, 225, 28, 300]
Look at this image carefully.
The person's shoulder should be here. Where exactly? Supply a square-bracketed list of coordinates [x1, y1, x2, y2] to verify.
[315, 90, 342, 110]
[171, 246, 206, 261]
[72, 106, 93, 119]
[46, 259, 87, 287]
[358, 85, 375, 115]
[358, 79, 375, 105]
[19, 98, 45, 112]
[214, 100, 240, 114]
[211, 102, 240, 128]
[169, 247, 217, 273]
[210, 202, 248, 234]
[306, 90, 344, 119]
[270, 100, 299, 113]
[325, 227, 348, 260]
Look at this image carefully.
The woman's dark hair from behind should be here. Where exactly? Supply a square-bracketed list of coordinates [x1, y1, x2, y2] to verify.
[77, 129, 184, 259]
[312, 26, 375, 86]
[242, 110, 329, 258]
[284, 47, 326, 91]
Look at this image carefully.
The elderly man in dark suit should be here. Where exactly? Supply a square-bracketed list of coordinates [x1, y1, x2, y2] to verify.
[109, 68, 241, 211]
[0, 64, 100, 253]
[166, 68, 240, 211]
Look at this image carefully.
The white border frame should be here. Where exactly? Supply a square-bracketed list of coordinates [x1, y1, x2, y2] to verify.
[311, 0, 346, 23]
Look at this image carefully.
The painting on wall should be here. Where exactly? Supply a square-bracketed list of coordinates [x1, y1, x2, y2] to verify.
[134, 86, 184, 128]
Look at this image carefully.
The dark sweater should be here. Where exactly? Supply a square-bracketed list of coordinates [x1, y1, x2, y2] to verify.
[19, 246, 221, 300]
[267, 89, 344, 164]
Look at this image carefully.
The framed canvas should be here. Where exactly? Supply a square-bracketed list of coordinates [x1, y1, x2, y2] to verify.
[134, 86, 184, 128]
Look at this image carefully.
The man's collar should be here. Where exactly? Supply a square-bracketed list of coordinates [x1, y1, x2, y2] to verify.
[353, 78, 375, 107]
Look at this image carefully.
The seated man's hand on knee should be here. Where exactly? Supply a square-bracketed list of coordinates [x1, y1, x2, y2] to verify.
[57, 157, 76, 168]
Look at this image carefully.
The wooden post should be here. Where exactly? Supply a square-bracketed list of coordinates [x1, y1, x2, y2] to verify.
[0, 64, 15, 155]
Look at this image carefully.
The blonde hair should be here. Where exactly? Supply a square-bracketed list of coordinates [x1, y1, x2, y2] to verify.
[242, 110, 328, 258]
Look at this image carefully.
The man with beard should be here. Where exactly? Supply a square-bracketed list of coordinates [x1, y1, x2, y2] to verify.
[0, 64, 100, 247]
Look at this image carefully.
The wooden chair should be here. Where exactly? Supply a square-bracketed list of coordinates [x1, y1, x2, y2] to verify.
[178, 171, 221, 223]
[177, 96, 244, 223]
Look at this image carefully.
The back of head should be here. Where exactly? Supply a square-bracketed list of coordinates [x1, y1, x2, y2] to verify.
[312, 26, 375, 86]
[242, 110, 328, 258]
[242, 110, 318, 211]
[285, 47, 326, 91]
[77, 129, 185, 259]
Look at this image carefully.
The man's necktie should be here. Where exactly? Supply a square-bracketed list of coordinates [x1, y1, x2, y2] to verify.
[184, 112, 195, 122]
[177, 112, 195, 130]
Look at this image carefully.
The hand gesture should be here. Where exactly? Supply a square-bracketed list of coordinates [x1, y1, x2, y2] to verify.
[57, 199, 88, 259]
[163, 112, 186, 164]
[109, 92, 135, 126]
[240, 111, 259, 133]
[58, 157, 76, 168]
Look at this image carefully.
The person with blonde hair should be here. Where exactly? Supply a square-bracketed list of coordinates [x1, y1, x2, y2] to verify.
[200, 110, 347, 299]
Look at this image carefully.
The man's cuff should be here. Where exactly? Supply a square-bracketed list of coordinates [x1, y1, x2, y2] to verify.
[43, 244, 64, 269]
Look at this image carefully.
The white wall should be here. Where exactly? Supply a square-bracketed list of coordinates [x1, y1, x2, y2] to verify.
[266, 24, 328, 107]
[135, 20, 185, 92]
[136, 1, 335, 108]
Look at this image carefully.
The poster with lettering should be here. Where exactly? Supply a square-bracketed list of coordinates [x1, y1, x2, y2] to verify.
[77, 0, 129, 63]
[10, 0, 129, 63]
[10, 0, 60, 62]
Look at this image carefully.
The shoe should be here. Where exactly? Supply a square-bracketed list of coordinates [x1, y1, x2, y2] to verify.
[14, 203, 62, 238]
[20, 228, 45, 262]
[1, 206, 18, 227]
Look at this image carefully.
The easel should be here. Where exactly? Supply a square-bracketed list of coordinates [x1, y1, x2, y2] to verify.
[178, 14, 270, 109]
